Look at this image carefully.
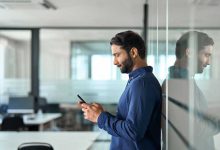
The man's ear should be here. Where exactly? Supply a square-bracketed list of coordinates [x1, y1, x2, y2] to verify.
[186, 48, 190, 57]
[130, 47, 138, 58]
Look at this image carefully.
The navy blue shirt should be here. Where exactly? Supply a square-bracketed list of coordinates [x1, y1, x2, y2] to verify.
[98, 66, 162, 150]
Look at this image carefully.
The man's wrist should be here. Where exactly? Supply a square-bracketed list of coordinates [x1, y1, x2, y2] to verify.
[95, 111, 103, 123]
[97, 111, 108, 129]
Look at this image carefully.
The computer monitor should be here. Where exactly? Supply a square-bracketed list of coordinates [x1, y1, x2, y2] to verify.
[7, 97, 34, 114]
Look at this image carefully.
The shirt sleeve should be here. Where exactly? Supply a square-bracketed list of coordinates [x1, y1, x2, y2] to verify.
[97, 78, 160, 141]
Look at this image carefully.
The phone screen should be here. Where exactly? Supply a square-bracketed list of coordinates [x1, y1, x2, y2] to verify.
[77, 94, 86, 103]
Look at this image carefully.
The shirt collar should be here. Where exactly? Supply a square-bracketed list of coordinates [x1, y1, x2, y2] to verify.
[128, 66, 153, 80]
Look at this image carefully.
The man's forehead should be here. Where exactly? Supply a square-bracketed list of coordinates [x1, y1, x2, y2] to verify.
[111, 45, 124, 53]
[111, 44, 123, 49]
[200, 45, 213, 54]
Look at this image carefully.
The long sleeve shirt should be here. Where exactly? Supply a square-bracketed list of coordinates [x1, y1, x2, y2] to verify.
[97, 66, 162, 150]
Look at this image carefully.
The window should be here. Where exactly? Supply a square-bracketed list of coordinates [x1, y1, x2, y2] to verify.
[0, 30, 31, 104]
[71, 41, 124, 80]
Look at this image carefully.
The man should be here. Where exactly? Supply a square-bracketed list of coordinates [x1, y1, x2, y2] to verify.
[162, 31, 218, 150]
[80, 31, 162, 150]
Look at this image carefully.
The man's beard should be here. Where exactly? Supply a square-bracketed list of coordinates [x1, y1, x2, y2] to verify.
[197, 59, 206, 73]
[197, 64, 206, 73]
[120, 55, 134, 73]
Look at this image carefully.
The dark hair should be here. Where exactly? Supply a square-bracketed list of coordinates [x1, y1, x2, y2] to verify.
[110, 30, 146, 59]
[175, 31, 214, 59]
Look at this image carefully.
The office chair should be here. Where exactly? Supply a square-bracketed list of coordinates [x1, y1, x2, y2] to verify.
[1, 115, 25, 131]
[18, 142, 54, 150]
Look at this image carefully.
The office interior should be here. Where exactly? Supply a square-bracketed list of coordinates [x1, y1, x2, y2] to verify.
[0, 0, 220, 149]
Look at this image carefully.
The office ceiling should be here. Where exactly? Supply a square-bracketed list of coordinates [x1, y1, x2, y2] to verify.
[0, 0, 220, 41]
[0, 0, 145, 28]
[0, 0, 219, 28]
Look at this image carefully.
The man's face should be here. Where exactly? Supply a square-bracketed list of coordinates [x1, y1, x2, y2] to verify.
[197, 45, 213, 73]
[111, 44, 133, 73]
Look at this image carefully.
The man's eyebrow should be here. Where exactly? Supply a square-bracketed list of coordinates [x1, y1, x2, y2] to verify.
[112, 52, 118, 56]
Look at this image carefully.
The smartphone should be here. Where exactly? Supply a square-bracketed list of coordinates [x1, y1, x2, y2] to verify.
[77, 94, 86, 103]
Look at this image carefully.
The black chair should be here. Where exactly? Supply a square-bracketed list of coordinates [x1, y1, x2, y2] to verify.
[1, 115, 25, 131]
[18, 142, 54, 150]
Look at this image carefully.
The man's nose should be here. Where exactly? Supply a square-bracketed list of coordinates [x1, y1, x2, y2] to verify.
[207, 57, 211, 65]
[113, 58, 118, 65]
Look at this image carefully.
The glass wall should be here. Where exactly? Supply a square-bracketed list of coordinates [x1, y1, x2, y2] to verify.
[71, 41, 128, 81]
[71, 41, 115, 80]
[148, 0, 220, 149]
[0, 30, 31, 105]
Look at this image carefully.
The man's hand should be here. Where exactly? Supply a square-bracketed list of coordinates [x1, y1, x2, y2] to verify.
[80, 103, 104, 123]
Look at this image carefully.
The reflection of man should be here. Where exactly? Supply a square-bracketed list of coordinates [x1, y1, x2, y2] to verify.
[169, 31, 213, 78]
[80, 31, 162, 150]
[162, 31, 218, 150]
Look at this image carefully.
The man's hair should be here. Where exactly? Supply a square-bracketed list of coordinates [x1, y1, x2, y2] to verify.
[110, 30, 146, 59]
[175, 31, 214, 59]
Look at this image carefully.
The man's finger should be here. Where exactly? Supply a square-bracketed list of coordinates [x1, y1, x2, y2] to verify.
[92, 103, 99, 107]
[82, 108, 87, 112]
[81, 103, 90, 108]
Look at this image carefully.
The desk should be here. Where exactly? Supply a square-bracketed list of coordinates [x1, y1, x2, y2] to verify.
[0, 113, 62, 131]
[0, 131, 100, 150]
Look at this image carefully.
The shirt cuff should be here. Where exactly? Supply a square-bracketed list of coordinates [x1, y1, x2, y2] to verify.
[97, 112, 108, 129]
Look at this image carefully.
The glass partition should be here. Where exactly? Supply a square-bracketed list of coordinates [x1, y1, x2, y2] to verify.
[147, 0, 220, 149]
[0, 30, 31, 105]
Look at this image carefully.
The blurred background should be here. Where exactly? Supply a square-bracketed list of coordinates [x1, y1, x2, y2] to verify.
[0, 0, 220, 149]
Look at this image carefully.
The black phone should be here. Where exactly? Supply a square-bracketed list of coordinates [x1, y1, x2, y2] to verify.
[77, 94, 86, 103]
